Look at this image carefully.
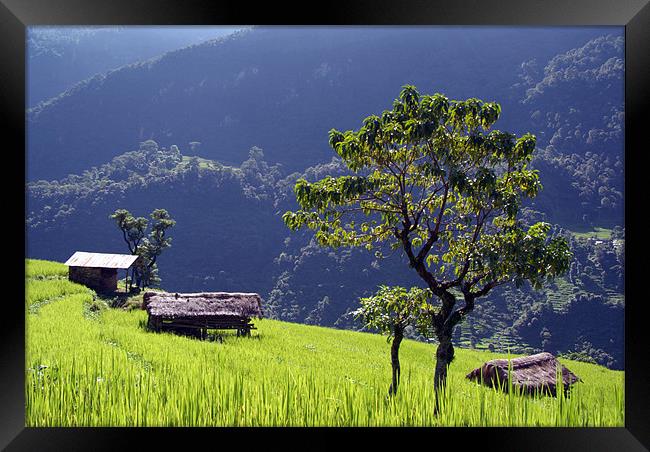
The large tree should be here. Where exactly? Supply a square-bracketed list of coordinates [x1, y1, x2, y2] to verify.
[283, 85, 572, 404]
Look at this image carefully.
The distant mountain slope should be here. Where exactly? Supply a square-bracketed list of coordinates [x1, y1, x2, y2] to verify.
[515, 34, 624, 155]
[27, 26, 242, 107]
[27, 26, 610, 181]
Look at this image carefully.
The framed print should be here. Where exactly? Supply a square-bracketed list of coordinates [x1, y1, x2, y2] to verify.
[4, 0, 648, 449]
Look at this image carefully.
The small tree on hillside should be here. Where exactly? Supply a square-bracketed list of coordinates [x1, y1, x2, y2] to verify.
[110, 209, 148, 290]
[353, 285, 431, 396]
[283, 85, 572, 411]
[138, 209, 176, 288]
[110, 208, 176, 290]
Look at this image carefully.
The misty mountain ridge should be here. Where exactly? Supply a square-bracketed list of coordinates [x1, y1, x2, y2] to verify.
[27, 27, 619, 181]
[27, 25, 244, 107]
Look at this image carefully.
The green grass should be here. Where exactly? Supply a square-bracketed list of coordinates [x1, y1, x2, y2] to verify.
[180, 155, 226, 170]
[26, 260, 91, 314]
[569, 227, 613, 240]
[26, 259, 69, 279]
[26, 259, 624, 427]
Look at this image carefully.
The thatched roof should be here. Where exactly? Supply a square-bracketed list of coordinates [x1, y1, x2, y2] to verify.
[466, 352, 581, 396]
[144, 291, 263, 319]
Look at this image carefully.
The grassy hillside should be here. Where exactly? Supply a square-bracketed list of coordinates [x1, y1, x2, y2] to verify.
[26, 259, 624, 427]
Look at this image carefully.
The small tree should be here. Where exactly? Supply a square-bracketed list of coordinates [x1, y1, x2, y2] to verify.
[110, 209, 148, 290]
[353, 285, 431, 396]
[283, 85, 572, 409]
[138, 209, 176, 288]
[110, 208, 176, 290]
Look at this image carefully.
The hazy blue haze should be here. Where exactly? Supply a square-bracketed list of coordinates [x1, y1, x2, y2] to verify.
[27, 26, 244, 107]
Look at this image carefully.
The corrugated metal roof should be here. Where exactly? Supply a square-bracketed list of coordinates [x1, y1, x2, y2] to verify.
[64, 251, 140, 269]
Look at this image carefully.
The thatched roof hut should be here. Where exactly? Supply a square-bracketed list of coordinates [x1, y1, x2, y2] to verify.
[143, 291, 263, 337]
[466, 352, 581, 396]
[144, 291, 263, 318]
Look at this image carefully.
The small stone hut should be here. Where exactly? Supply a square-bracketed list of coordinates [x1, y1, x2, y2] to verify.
[466, 352, 581, 396]
[144, 291, 263, 337]
[65, 251, 141, 293]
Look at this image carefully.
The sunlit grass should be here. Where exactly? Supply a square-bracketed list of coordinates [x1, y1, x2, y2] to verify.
[25, 259, 624, 427]
[569, 227, 613, 240]
[26, 259, 69, 279]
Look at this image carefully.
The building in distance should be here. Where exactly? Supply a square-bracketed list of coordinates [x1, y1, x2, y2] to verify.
[64, 251, 141, 293]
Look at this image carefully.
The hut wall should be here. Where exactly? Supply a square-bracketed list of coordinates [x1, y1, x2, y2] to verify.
[69, 266, 117, 292]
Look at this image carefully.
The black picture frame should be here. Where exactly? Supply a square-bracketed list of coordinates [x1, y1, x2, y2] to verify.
[4, 0, 648, 449]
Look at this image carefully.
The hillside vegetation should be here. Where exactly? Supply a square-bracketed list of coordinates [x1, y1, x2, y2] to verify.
[26, 259, 623, 427]
[27, 28, 619, 185]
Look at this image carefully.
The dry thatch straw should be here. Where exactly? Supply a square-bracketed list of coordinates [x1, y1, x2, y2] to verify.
[466, 352, 581, 396]
[143, 291, 263, 319]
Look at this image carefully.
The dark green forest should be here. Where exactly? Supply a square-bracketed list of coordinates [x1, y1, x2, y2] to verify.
[26, 27, 624, 369]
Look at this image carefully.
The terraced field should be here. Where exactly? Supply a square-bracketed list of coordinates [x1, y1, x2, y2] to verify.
[25, 259, 624, 427]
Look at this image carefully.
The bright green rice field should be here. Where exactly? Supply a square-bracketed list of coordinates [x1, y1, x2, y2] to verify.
[26, 259, 624, 427]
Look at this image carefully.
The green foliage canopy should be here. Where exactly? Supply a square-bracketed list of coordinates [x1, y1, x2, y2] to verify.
[284, 85, 572, 333]
[110, 208, 148, 255]
[110, 208, 176, 289]
[353, 285, 432, 341]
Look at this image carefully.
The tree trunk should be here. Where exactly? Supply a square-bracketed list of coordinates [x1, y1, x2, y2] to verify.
[406, 255, 463, 414]
[388, 326, 404, 396]
[433, 330, 454, 414]
[131, 267, 138, 291]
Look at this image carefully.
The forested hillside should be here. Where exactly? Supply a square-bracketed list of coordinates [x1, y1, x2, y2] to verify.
[26, 27, 624, 369]
[27, 26, 241, 107]
[28, 27, 612, 180]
